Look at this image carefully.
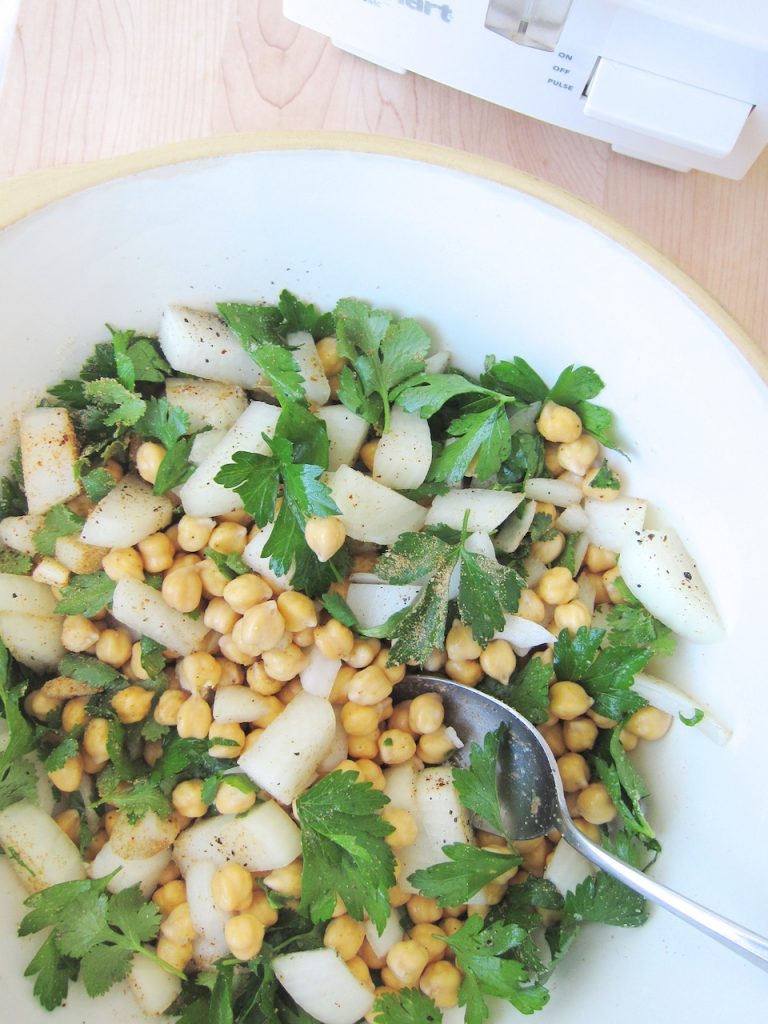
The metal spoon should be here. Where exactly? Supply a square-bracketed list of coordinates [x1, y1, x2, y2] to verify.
[400, 673, 768, 971]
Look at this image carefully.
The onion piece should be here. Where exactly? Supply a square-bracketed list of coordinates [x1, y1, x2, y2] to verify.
[524, 477, 582, 507]
[544, 839, 594, 896]
[0, 514, 44, 556]
[494, 614, 556, 655]
[19, 407, 80, 514]
[633, 671, 731, 745]
[584, 496, 647, 551]
[425, 489, 525, 533]
[165, 377, 248, 432]
[619, 528, 724, 643]
[315, 405, 369, 472]
[288, 331, 331, 406]
[0, 613, 65, 672]
[111, 577, 210, 656]
[495, 500, 536, 554]
[555, 504, 590, 535]
[0, 800, 85, 892]
[449, 531, 495, 599]
[399, 767, 474, 895]
[158, 305, 266, 388]
[213, 685, 278, 723]
[507, 402, 541, 434]
[273, 948, 374, 1024]
[190, 428, 226, 465]
[372, 407, 432, 490]
[364, 908, 404, 958]
[109, 810, 182, 860]
[80, 474, 173, 549]
[345, 582, 420, 630]
[89, 839, 170, 898]
[300, 645, 343, 699]
[383, 762, 417, 815]
[185, 860, 231, 969]
[316, 710, 349, 774]
[129, 953, 183, 1016]
[0, 573, 57, 616]
[327, 466, 427, 546]
[242, 522, 294, 590]
[424, 350, 450, 374]
[173, 800, 301, 875]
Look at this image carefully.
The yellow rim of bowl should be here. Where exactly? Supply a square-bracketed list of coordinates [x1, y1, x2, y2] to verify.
[1, 130, 766, 383]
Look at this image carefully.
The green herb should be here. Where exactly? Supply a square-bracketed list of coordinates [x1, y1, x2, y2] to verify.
[19, 875, 182, 1009]
[441, 916, 550, 1023]
[23, 933, 79, 1011]
[136, 398, 196, 495]
[478, 657, 553, 726]
[0, 548, 33, 574]
[276, 289, 335, 339]
[218, 302, 306, 405]
[495, 432, 545, 491]
[680, 708, 704, 727]
[0, 640, 34, 778]
[563, 870, 649, 927]
[140, 635, 167, 676]
[409, 843, 521, 907]
[200, 771, 257, 806]
[0, 468, 27, 518]
[83, 378, 147, 427]
[80, 466, 117, 502]
[373, 988, 443, 1024]
[296, 769, 397, 933]
[58, 652, 124, 689]
[589, 727, 659, 849]
[553, 626, 650, 721]
[203, 547, 250, 580]
[452, 728, 505, 836]
[603, 581, 676, 657]
[0, 758, 39, 812]
[44, 736, 80, 772]
[589, 459, 621, 490]
[553, 532, 581, 575]
[54, 572, 116, 617]
[333, 297, 431, 432]
[375, 524, 523, 665]
[33, 504, 85, 557]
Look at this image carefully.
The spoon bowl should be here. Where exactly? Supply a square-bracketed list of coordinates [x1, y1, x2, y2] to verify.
[400, 672, 768, 972]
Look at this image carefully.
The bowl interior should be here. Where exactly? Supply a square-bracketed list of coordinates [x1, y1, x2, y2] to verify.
[0, 145, 766, 1023]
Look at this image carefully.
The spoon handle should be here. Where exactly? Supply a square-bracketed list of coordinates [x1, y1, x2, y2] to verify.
[562, 819, 768, 972]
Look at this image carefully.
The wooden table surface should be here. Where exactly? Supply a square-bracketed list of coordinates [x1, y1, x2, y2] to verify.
[1, 0, 766, 353]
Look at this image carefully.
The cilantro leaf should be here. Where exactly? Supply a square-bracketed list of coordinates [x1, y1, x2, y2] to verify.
[553, 626, 650, 722]
[140, 635, 167, 677]
[452, 728, 505, 836]
[54, 571, 116, 617]
[33, 504, 85, 557]
[0, 547, 33, 574]
[563, 870, 649, 927]
[79, 942, 133, 997]
[442, 916, 550, 1023]
[111, 328, 137, 391]
[373, 988, 443, 1024]
[23, 933, 79, 1011]
[278, 289, 335, 338]
[296, 769, 397, 933]
[83, 378, 146, 427]
[589, 458, 621, 490]
[80, 466, 117, 502]
[409, 843, 521, 907]
[478, 657, 553, 726]
[44, 736, 80, 772]
[334, 298, 431, 431]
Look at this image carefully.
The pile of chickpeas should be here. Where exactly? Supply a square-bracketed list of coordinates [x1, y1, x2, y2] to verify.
[21, 390, 673, 1016]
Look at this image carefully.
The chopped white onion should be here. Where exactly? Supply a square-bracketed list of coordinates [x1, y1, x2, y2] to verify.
[300, 645, 343, 699]
[494, 613, 556, 655]
[495, 500, 536, 554]
[524, 477, 582, 507]
[288, 331, 331, 406]
[345, 582, 420, 629]
[633, 671, 731, 745]
[426, 489, 525, 532]
[555, 504, 590, 535]
[272, 948, 374, 1024]
[584, 496, 647, 551]
[544, 839, 594, 896]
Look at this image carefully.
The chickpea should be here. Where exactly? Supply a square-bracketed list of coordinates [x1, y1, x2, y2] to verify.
[156, 937, 192, 972]
[208, 721, 246, 758]
[126, 641, 149, 682]
[235, 601, 286, 657]
[620, 728, 639, 751]
[562, 716, 599, 752]
[173, 553, 201, 571]
[537, 401, 582, 443]
[138, 532, 175, 573]
[328, 665, 357, 704]
[203, 597, 239, 635]
[262, 644, 310, 682]
[48, 752, 83, 794]
[304, 516, 346, 563]
[359, 439, 378, 472]
[557, 434, 599, 475]
[532, 531, 566, 564]
[445, 659, 483, 687]
[388, 883, 410, 909]
[160, 902, 196, 945]
[314, 619, 355, 660]
[381, 807, 418, 848]
[324, 915, 366, 960]
[351, 758, 386, 790]
[218, 632, 256, 667]
[407, 895, 442, 925]
[557, 752, 591, 792]
[245, 662, 282, 696]
[171, 779, 208, 818]
[587, 708, 617, 729]
[341, 702, 380, 737]
[379, 729, 417, 765]
[423, 647, 447, 673]
[584, 544, 618, 574]
[419, 960, 462, 1009]
[602, 565, 625, 604]
[199, 559, 229, 599]
[293, 627, 315, 648]
[102, 546, 144, 582]
[359, 939, 387, 971]
[225, 913, 266, 960]
[263, 859, 303, 899]
[95, 628, 132, 668]
[553, 600, 592, 635]
[83, 717, 110, 764]
[417, 727, 457, 765]
[111, 685, 154, 725]
[212, 863, 254, 913]
[54, 808, 81, 844]
[579, 570, 611, 604]
[347, 731, 381, 760]
[177, 514, 217, 552]
[479, 640, 516, 684]
[517, 588, 546, 623]
[250, 696, 284, 729]
[162, 567, 203, 614]
[410, 923, 446, 963]
[152, 879, 187, 916]
[215, 780, 257, 815]
[246, 887, 280, 929]
[156, 861, 181, 886]
[276, 591, 318, 632]
[536, 566, 579, 606]
[576, 782, 617, 825]
[346, 956, 374, 991]
[539, 721, 566, 757]
[386, 939, 430, 987]
[549, 681, 593, 720]
[176, 694, 213, 740]
[582, 464, 620, 501]
[208, 521, 247, 556]
[61, 614, 101, 653]
[316, 336, 345, 375]
[408, 693, 444, 735]
[348, 666, 393, 706]
[543, 442, 563, 477]
[144, 739, 164, 768]
[345, 638, 382, 669]
[62, 695, 90, 732]
[625, 705, 672, 741]
[445, 621, 482, 661]
[154, 689, 187, 727]
[178, 651, 222, 695]
[223, 573, 272, 614]
[512, 836, 550, 876]
[136, 441, 166, 485]
[573, 818, 602, 843]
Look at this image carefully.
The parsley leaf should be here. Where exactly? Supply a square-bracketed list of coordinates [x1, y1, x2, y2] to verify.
[553, 626, 650, 721]
[547, 364, 604, 405]
[44, 736, 81, 772]
[296, 769, 397, 933]
[54, 571, 116, 617]
[409, 843, 521, 907]
[480, 356, 548, 404]
[83, 378, 147, 427]
[563, 870, 649, 927]
[334, 298, 431, 432]
[140, 635, 167, 677]
[204, 547, 250, 580]
[23, 933, 79, 1011]
[136, 398, 195, 495]
[0, 547, 33, 574]
[680, 708, 704, 727]
[441, 916, 550, 1023]
[589, 458, 621, 490]
[603, 583, 676, 657]
[58, 652, 124, 689]
[0, 640, 34, 777]
[0, 462, 27, 518]
[452, 728, 505, 836]
[589, 727, 659, 849]
[33, 504, 85, 557]
[478, 657, 553, 726]
[373, 988, 443, 1024]
[80, 466, 117, 502]
[0, 758, 39, 812]
[375, 527, 523, 665]
[218, 302, 306, 405]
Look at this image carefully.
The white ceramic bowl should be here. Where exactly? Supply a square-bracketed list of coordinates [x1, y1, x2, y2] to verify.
[0, 137, 766, 1024]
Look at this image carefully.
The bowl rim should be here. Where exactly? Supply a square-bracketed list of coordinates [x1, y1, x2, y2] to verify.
[1, 130, 766, 385]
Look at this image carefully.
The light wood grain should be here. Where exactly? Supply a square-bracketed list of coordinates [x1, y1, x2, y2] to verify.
[1, 0, 766, 351]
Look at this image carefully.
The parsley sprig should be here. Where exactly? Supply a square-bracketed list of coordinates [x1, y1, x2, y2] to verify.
[373, 989, 443, 1024]
[408, 843, 521, 908]
[553, 626, 651, 721]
